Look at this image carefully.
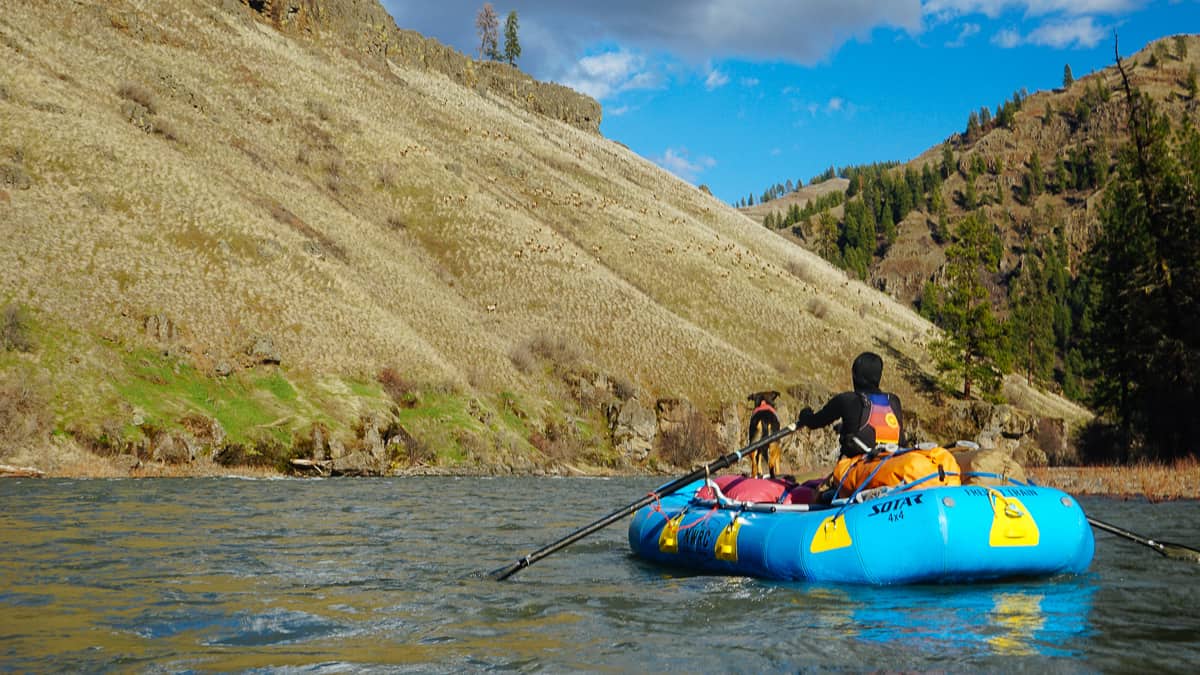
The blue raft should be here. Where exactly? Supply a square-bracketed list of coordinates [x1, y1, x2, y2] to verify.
[628, 479, 1094, 585]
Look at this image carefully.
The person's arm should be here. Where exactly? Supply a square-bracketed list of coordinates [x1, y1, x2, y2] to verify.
[797, 393, 852, 430]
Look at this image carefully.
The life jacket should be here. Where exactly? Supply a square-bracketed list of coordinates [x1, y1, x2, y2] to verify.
[843, 392, 901, 453]
[831, 446, 961, 498]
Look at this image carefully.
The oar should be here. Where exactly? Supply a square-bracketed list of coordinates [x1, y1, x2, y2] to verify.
[1087, 515, 1200, 563]
[487, 423, 799, 581]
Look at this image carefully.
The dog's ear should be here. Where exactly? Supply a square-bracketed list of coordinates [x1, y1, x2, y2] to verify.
[765, 390, 780, 404]
[747, 393, 758, 402]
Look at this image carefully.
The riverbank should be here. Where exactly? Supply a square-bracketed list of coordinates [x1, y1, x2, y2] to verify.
[5, 449, 1199, 501]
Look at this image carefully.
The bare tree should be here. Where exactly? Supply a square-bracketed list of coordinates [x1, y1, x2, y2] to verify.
[475, 4, 500, 61]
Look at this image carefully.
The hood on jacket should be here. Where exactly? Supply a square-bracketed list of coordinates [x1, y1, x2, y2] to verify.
[851, 352, 883, 391]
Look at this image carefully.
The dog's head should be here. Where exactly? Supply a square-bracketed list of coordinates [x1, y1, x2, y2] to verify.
[747, 390, 780, 407]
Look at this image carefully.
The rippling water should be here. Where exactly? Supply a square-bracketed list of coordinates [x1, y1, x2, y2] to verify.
[1, 477, 1198, 672]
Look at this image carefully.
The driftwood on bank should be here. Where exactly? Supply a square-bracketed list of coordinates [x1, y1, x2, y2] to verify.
[290, 458, 331, 476]
[289, 458, 380, 477]
[0, 464, 46, 478]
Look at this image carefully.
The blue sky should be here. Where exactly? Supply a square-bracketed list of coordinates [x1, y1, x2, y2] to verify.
[381, 1, 1198, 205]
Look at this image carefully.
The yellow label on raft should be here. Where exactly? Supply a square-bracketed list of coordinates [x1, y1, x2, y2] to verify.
[987, 489, 1040, 547]
[658, 513, 684, 554]
[810, 515, 852, 553]
[714, 518, 742, 562]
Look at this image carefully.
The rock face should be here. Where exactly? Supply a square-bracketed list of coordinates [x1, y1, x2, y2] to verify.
[609, 398, 656, 463]
[937, 400, 1050, 466]
[238, 0, 602, 134]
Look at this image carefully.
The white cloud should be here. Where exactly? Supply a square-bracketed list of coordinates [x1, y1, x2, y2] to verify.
[992, 27, 1024, 46]
[991, 15, 1106, 48]
[1027, 15, 1107, 47]
[946, 22, 981, 46]
[827, 96, 845, 112]
[705, 68, 731, 90]
[654, 147, 717, 182]
[560, 50, 662, 100]
[923, 0, 1141, 20]
[739, 76, 760, 87]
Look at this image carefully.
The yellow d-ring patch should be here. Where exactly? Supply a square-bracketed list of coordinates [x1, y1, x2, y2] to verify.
[987, 489, 1040, 547]
[715, 518, 742, 562]
[658, 513, 684, 554]
[810, 515, 852, 553]
[885, 412, 899, 428]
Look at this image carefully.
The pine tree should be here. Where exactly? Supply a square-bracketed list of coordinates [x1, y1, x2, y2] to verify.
[1052, 155, 1069, 194]
[1008, 256, 1056, 385]
[1188, 64, 1198, 100]
[475, 4, 500, 61]
[941, 143, 954, 179]
[1029, 152, 1044, 195]
[1084, 53, 1200, 460]
[1063, 63, 1074, 88]
[960, 177, 977, 210]
[926, 213, 1004, 399]
[817, 211, 839, 261]
[503, 11, 521, 66]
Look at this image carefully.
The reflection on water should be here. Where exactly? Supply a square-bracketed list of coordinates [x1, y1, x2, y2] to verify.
[0, 477, 1197, 672]
[793, 579, 1093, 660]
[989, 591, 1047, 655]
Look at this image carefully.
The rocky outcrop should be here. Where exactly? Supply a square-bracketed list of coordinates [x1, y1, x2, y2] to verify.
[237, 0, 602, 133]
[609, 398, 656, 463]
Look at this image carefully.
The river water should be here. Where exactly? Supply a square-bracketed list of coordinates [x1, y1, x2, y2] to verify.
[1, 476, 1198, 673]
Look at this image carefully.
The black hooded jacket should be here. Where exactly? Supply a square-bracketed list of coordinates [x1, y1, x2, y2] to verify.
[796, 352, 904, 457]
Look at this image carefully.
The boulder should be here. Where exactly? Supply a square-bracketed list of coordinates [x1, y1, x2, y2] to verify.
[330, 450, 383, 476]
[247, 336, 281, 365]
[1037, 417, 1077, 465]
[952, 447, 1027, 486]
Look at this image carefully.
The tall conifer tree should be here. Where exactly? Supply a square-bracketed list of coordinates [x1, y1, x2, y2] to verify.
[926, 213, 1004, 399]
[503, 11, 521, 66]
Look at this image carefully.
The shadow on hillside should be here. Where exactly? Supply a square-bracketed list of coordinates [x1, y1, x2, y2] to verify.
[878, 342, 942, 405]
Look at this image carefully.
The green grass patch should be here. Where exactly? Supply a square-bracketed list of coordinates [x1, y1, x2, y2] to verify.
[255, 372, 298, 402]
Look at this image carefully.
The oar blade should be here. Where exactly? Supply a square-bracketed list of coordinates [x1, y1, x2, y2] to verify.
[1159, 541, 1200, 564]
[488, 559, 527, 581]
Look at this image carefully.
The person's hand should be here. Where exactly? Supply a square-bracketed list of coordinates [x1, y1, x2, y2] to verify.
[796, 407, 814, 427]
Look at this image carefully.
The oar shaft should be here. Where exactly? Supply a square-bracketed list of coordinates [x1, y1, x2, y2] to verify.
[489, 423, 797, 580]
[1087, 516, 1157, 548]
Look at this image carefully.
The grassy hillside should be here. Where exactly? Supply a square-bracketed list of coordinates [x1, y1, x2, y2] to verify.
[0, 0, 1084, 475]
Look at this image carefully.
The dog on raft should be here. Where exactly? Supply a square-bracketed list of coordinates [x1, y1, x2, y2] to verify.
[746, 390, 782, 478]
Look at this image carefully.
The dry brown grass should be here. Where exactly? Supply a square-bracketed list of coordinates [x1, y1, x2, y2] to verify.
[0, 370, 51, 454]
[116, 81, 157, 114]
[1030, 457, 1200, 501]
